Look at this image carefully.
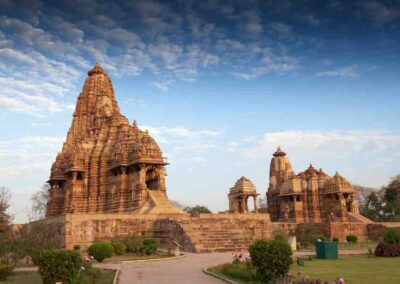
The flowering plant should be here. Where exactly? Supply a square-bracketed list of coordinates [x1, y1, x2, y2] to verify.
[82, 255, 94, 270]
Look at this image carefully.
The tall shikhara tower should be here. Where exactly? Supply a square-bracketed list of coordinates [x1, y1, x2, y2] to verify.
[46, 64, 181, 217]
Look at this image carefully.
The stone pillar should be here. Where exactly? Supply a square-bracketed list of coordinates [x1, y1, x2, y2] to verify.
[253, 196, 257, 213]
[118, 166, 127, 213]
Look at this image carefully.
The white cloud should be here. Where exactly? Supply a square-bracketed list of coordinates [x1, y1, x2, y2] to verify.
[316, 65, 360, 78]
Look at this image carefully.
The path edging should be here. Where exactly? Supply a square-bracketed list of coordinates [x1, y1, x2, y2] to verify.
[203, 267, 239, 284]
[112, 269, 120, 284]
[122, 253, 186, 263]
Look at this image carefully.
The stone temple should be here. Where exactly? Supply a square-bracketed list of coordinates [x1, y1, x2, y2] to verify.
[267, 147, 359, 223]
[40, 64, 399, 252]
[46, 63, 181, 217]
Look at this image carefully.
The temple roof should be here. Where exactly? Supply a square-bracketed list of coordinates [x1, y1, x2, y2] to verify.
[229, 176, 258, 196]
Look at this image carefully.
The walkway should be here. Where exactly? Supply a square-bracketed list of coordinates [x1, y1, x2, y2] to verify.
[15, 250, 369, 284]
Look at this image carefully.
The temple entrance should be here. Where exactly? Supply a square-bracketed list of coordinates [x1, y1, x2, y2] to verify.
[145, 168, 160, 190]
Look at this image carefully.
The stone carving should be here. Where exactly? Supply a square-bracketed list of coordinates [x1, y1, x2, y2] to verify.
[46, 63, 181, 217]
[267, 146, 360, 223]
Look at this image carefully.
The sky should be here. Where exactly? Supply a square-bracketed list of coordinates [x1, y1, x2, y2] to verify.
[0, 0, 399, 223]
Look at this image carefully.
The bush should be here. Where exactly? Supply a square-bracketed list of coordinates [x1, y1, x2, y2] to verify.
[121, 236, 143, 252]
[374, 243, 400, 257]
[142, 238, 159, 255]
[384, 228, 400, 244]
[111, 241, 126, 255]
[0, 263, 13, 281]
[38, 249, 82, 284]
[295, 224, 325, 247]
[73, 244, 81, 251]
[346, 235, 358, 243]
[274, 234, 286, 243]
[87, 242, 114, 262]
[249, 239, 292, 283]
[332, 237, 339, 243]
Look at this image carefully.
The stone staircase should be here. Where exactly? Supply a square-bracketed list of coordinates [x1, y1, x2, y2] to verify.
[138, 190, 183, 214]
[171, 215, 272, 253]
[346, 212, 374, 223]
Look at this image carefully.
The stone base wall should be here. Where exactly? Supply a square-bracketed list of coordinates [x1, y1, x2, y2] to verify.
[30, 213, 400, 253]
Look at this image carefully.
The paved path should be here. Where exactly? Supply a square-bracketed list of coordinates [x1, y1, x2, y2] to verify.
[15, 250, 369, 283]
[99, 252, 232, 284]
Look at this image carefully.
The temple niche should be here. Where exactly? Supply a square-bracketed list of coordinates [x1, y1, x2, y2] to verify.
[266, 146, 359, 223]
[228, 177, 260, 213]
[46, 63, 181, 217]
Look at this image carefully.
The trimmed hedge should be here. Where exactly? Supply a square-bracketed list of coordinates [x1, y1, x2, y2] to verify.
[346, 235, 358, 243]
[38, 249, 82, 284]
[88, 242, 114, 262]
[121, 236, 143, 252]
[249, 239, 293, 283]
[384, 228, 400, 244]
[375, 243, 400, 257]
[73, 244, 81, 251]
[112, 241, 126, 255]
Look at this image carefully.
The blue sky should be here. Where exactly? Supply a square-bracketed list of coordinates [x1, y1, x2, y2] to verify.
[0, 0, 399, 223]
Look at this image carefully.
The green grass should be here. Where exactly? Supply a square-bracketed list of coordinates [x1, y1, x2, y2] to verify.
[298, 241, 377, 251]
[292, 255, 400, 283]
[4, 269, 116, 284]
[212, 255, 400, 284]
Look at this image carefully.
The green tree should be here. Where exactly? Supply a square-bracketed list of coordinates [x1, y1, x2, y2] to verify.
[360, 192, 384, 221]
[0, 187, 13, 226]
[382, 175, 400, 221]
[183, 205, 211, 215]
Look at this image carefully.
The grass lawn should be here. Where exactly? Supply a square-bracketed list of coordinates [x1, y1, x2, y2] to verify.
[298, 241, 377, 251]
[5, 269, 116, 284]
[211, 255, 400, 284]
[292, 255, 400, 283]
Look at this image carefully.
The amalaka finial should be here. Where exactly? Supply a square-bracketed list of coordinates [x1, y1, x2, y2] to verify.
[133, 120, 138, 127]
[145, 129, 149, 134]
[88, 62, 106, 76]
[273, 145, 286, 157]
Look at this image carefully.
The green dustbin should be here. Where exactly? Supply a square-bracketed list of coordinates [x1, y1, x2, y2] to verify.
[297, 257, 305, 266]
[315, 241, 339, 259]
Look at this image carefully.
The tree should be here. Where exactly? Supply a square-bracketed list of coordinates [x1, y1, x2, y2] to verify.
[382, 175, 400, 221]
[0, 187, 13, 226]
[360, 192, 384, 221]
[183, 205, 211, 215]
[26, 184, 49, 222]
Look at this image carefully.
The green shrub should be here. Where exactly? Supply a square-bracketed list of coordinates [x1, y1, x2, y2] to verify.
[121, 236, 143, 252]
[218, 262, 258, 282]
[295, 224, 325, 246]
[87, 242, 114, 262]
[249, 239, 293, 283]
[346, 235, 358, 243]
[139, 238, 159, 255]
[384, 228, 400, 244]
[111, 241, 126, 255]
[38, 249, 82, 284]
[332, 237, 339, 243]
[73, 244, 81, 251]
[0, 263, 14, 281]
[274, 234, 286, 243]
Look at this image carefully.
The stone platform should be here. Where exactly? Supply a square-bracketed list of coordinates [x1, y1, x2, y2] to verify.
[31, 213, 400, 253]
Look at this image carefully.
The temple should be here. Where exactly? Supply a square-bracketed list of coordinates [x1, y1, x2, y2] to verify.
[228, 177, 259, 213]
[266, 146, 359, 223]
[40, 63, 398, 252]
[46, 63, 182, 217]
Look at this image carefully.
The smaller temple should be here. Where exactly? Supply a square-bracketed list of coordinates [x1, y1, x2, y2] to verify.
[228, 176, 259, 213]
[267, 146, 359, 223]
